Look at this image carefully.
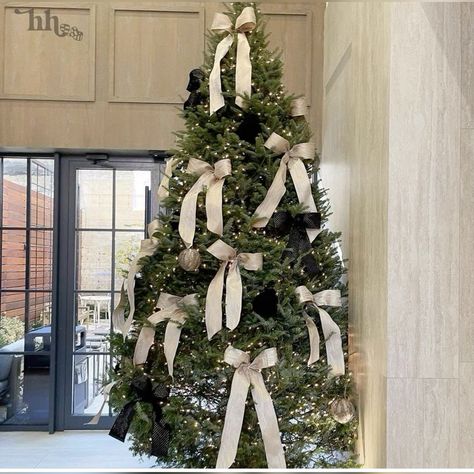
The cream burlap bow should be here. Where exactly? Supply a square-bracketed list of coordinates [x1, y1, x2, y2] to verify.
[295, 285, 345, 376]
[252, 132, 319, 243]
[179, 158, 231, 248]
[205, 240, 262, 339]
[209, 7, 256, 114]
[133, 292, 198, 378]
[216, 346, 286, 469]
[113, 219, 160, 338]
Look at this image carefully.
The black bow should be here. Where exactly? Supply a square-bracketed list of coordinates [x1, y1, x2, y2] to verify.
[109, 374, 170, 457]
[271, 211, 321, 277]
[184, 69, 204, 110]
[253, 287, 278, 318]
[236, 113, 262, 144]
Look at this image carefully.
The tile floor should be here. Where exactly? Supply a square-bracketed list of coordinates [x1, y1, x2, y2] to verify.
[0, 431, 155, 468]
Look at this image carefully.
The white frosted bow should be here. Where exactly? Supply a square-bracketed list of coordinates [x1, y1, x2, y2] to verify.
[133, 292, 198, 378]
[252, 132, 319, 242]
[295, 285, 345, 376]
[205, 240, 262, 339]
[216, 346, 286, 469]
[157, 157, 178, 201]
[209, 6, 256, 114]
[179, 158, 231, 248]
[113, 219, 161, 338]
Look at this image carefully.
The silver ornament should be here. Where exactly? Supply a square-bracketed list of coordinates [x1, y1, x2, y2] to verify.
[330, 398, 355, 424]
[178, 248, 201, 272]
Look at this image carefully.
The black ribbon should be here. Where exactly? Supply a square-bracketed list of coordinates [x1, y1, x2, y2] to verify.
[109, 374, 170, 457]
[184, 68, 204, 110]
[271, 211, 321, 277]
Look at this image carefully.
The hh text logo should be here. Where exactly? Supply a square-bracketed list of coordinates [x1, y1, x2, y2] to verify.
[14, 8, 84, 41]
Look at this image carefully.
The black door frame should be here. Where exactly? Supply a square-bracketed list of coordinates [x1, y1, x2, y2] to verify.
[55, 154, 163, 431]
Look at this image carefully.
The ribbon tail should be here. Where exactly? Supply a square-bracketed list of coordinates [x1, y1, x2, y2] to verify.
[179, 174, 208, 248]
[225, 261, 242, 331]
[288, 160, 319, 242]
[157, 157, 177, 201]
[86, 381, 116, 425]
[133, 326, 156, 366]
[150, 418, 171, 457]
[318, 307, 345, 376]
[120, 273, 136, 338]
[163, 321, 182, 378]
[235, 32, 252, 109]
[109, 401, 136, 442]
[250, 372, 286, 469]
[253, 158, 288, 228]
[293, 227, 319, 276]
[209, 34, 234, 115]
[206, 178, 225, 236]
[112, 282, 127, 334]
[216, 370, 250, 468]
[304, 312, 321, 365]
[206, 261, 227, 339]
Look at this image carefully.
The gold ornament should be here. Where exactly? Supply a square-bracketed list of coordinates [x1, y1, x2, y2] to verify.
[330, 398, 355, 424]
[178, 248, 201, 272]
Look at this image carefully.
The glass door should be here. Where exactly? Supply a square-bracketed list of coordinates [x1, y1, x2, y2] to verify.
[57, 156, 161, 429]
[0, 156, 56, 430]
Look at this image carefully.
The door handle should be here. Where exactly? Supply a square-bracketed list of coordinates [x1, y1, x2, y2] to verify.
[144, 186, 151, 236]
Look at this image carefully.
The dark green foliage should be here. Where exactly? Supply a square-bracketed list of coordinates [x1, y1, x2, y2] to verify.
[109, 2, 357, 468]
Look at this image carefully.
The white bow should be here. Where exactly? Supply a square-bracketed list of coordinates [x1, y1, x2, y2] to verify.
[178, 158, 231, 248]
[113, 219, 160, 338]
[295, 285, 345, 376]
[209, 7, 256, 114]
[133, 292, 198, 378]
[216, 346, 286, 469]
[205, 240, 262, 339]
[252, 132, 319, 242]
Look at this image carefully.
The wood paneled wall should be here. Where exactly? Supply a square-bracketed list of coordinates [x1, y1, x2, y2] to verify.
[323, 1, 467, 468]
[0, 0, 324, 151]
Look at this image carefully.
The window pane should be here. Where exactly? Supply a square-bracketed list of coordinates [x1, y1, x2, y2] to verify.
[1, 230, 26, 290]
[31, 159, 54, 229]
[29, 230, 53, 290]
[0, 292, 25, 351]
[114, 231, 144, 291]
[76, 292, 111, 351]
[72, 353, 110, 416]
[115, 170, 150, 229]
[0, 292, 52, 352]
[0, 354, 50, 426]
[76, 170, 113, 229]
[76, 231, 112, 291]
[27, 292, 52, 332]
[2, 158, 27, 228]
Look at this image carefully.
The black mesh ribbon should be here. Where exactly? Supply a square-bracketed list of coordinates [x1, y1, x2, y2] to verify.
[272, 211, 321, 277]
[109, 374, 170, 457]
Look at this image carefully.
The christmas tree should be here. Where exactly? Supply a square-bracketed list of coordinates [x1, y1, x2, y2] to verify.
[106, 2, 358, 468]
